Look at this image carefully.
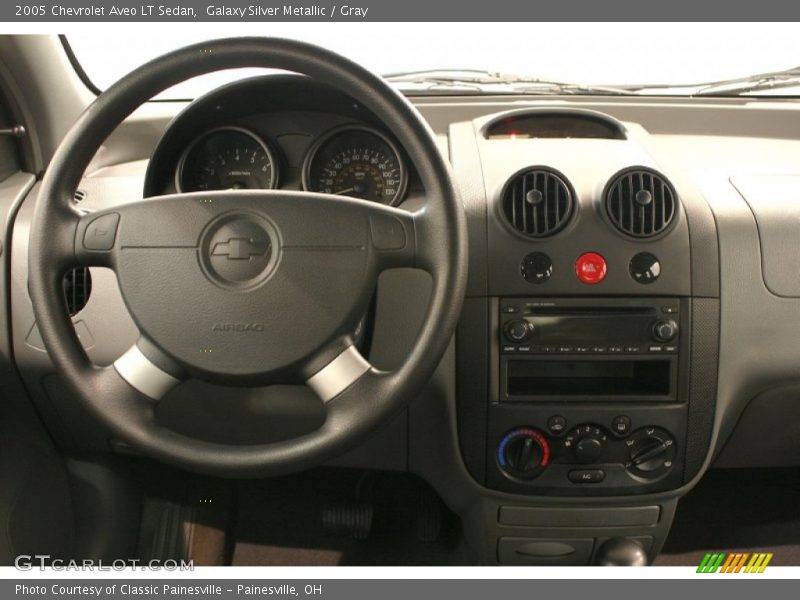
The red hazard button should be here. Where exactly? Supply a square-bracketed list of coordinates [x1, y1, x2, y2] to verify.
[575, 252, 607, 284]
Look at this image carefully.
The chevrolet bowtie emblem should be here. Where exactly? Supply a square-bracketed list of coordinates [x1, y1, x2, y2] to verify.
[211, 237, 270, 260]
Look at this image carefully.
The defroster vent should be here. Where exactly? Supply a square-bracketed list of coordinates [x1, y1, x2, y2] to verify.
[501, 168, 574, 238]
[605, 168, 678, 238]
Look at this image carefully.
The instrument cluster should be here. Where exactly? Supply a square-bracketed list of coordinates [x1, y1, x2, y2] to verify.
[175, 122, 408, 205]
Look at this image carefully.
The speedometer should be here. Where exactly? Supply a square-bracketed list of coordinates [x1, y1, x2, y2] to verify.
[302, 125, 408, 204]
[177, 127, 278, 193]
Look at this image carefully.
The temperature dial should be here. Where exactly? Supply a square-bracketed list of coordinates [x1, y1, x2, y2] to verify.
[564, 424, 609, 464]
[625, 426, 677, 479]
[497, 428, 551, 480]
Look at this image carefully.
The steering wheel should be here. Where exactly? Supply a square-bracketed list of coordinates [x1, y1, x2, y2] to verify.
[28, 38, 467, 477]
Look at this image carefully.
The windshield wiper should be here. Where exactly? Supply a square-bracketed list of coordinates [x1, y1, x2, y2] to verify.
[382, 69, 638, 95]
[692, 66, 800, 96]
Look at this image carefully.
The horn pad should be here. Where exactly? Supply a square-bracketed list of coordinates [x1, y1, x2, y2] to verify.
[112, 193, 376, 382]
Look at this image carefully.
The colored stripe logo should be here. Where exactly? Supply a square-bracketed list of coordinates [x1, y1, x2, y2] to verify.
[697, 552, 773, 573]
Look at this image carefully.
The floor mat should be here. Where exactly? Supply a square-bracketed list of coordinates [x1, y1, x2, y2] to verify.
[231, 469, 470, 566]
[656, 467, 800, 565]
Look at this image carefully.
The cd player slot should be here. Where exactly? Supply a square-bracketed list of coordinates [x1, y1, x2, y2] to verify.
[524, 306, 656, 316]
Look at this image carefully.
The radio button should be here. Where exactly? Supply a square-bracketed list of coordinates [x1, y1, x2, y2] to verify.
[502, 345, 517, 353]
[518, 345, 532, 353]
[558, 346, 574, 353]
[648, 345, 664, 352]
[575, 252, 607, 285]
[502, 306, 519, 314]
[591, 346, 607, 353]
[664, 345, 678, 353]
[625, 346, 641, 353]
[609, 346, 623, 353]
[576, 346, 590, 353]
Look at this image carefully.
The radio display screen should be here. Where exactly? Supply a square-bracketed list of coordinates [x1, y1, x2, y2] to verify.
[529, 315, 652, 345]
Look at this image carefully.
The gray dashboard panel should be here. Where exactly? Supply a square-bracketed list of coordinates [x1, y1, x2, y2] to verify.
[693, 173, 800, 463]
[731, 174, 800, 297]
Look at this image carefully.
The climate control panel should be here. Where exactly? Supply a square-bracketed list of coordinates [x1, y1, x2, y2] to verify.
[486, 405, 687, 495]
[497, 422, 676, 482]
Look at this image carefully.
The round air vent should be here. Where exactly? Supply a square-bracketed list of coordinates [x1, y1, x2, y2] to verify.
[501, 168, 574, 238]
[63, 268, 92, 316]
[605, 168, 678, 238]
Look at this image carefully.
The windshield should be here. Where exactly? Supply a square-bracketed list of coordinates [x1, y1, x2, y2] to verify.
[67, 24, 800, 99]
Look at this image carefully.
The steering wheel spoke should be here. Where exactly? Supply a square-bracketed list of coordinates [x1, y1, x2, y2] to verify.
[113, 341, 185, 401]
[306, 344, 374, 403]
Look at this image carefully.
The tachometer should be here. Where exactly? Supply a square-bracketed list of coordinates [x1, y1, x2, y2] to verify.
[302, 125, 408, 204]
[177, 127, 278, 192]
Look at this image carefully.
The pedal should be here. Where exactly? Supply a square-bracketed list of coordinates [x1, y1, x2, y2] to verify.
[320, 503, 374, 540]
[416, 487, 443, 543]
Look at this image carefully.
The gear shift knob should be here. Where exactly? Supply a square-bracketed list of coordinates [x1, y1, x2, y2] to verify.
[595, 537, 648, 566]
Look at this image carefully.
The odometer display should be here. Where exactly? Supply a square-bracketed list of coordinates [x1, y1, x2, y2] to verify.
[178, 127, 278, 192]
[303, 126, 408, 204]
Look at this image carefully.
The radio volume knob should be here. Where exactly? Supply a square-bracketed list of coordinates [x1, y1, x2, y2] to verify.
[652, 319, 678, 343]
[505, 319, 534, 343]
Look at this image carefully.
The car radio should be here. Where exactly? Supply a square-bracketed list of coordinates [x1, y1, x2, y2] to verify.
[498, 297, 683, 403]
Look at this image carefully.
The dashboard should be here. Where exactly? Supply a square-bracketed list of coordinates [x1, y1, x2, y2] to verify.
[7, 66, 800, 565]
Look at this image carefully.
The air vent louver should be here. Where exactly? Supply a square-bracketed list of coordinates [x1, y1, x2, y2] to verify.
[63, 268, 92, 316]
[501, 169, 574, 238]
[605, 169, 677, 238]
[73, 189, 87, 204]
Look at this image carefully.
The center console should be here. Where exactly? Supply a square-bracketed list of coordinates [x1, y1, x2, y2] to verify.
[447, 108, 720, 564]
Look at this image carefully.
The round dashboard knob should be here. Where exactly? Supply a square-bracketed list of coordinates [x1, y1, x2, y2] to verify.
[520, 252, 553, 284]
[651, 319, 678, 343]
[625, 426, 677, 479]
[564, 424, 608, 464]
[575, 436, 604, 463]
[505, 319, 534, 342]
[629, 252, 661, 284]
[498, 428, 550, 479]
